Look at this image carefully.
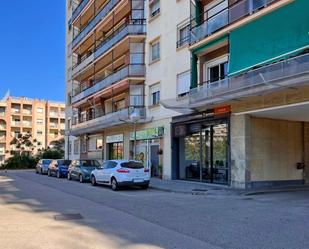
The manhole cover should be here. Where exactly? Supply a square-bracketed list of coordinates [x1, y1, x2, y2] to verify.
[54, 213, 83, 221]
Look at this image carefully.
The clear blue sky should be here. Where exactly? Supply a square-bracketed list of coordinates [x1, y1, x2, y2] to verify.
[0, 1, 66, 102]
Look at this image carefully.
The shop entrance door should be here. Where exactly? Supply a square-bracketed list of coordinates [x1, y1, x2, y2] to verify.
[150, 145, 160, 177]
[199, 123, 228, 184]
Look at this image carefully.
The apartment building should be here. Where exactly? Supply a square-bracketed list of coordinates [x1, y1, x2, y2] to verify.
[162, 0, 309, 188]
[65, 0, 192, 176]
[65, 0, 147, 162]
[0, 94, 65, 165]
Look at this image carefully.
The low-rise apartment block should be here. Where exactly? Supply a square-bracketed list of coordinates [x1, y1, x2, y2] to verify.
[0, 94, 65, 165]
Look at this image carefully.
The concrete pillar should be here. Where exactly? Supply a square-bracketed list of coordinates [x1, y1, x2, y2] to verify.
[162, 124, 172, 180]
[230, 114, 251, 189]
[304, 122, 309, 185]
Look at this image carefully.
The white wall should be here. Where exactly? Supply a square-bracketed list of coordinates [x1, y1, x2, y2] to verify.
[145, 0, 191, 179]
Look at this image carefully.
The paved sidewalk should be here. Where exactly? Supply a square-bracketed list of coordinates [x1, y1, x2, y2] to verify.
[149, 178, 240, 196]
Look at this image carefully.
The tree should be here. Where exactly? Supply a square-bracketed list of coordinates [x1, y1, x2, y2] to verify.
[9, 132, 40, 156]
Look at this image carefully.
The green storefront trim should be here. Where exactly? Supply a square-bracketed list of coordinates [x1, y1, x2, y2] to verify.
[229, 0, 309, 74]
[130, 127, 164, 141]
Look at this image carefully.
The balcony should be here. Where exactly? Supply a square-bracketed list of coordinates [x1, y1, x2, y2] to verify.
[0, 112, 5, 117]
[50, 112, 59, 118]
[70, 107, 146, 136]
[72, 0, 89, 21]
[50, 123, 59, 129]
[72, 21, 146, 76]
[11, 121, 21, 127]
[72, 0, 120, 48]
[11, 109, 21, 114]
[0, 136, 6, 143]
[190, 0, 276, 45]
[22, 121, 32, 127]
[72, 64, 145, 104]
[0, 125, 6, 131]
[23, 109, 32, 115]
[189, 53, 309, 107]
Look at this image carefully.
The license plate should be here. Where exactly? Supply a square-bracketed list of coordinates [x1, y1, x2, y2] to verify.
[134, 178, 143, 183]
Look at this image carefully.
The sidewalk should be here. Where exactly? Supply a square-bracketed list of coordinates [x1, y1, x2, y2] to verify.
[149, 178, 240, 196]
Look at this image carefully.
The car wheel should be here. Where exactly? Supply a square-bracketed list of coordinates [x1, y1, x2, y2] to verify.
[56, 171, 61, 178]
[141, 184, 149, 190]
[111, 178, 118, 191]
[67, 173, 72, 180]
[91, 175, 97, 186]
[47, 170, 51, 177]
[79, 174, 83, 183]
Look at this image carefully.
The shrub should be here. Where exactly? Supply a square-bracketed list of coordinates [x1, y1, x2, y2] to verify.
[3, 154, 39, 169]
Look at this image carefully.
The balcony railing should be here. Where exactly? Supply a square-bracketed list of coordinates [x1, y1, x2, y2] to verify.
[11, 122, 21, 127]
[11, 109, 21, 114]
[190, 0, 275, 44]
[72, 21, 146, 76]
[70, 107, 146, 136]
[50, 124, 59, 129]
[0, 126, 6, 130]
[190, 53, 309, 105]
[72, 64, 145, 103]
[72, 0, 88, 21]
[72, 0, 120, 48]
[23, 110, 32, 115]
[95, 21, 146, 59]
[22, 121, 32, 127]
[50, 112, 59, 118]
[0, 112, 5, 116]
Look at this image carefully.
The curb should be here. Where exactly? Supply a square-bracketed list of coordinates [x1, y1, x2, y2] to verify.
[243, 187, 309, 196]
[149, 185, 192, 194]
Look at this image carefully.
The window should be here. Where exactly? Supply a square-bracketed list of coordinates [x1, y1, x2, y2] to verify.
[208, 62, 228, 83]
[103, 161, 117, 169]
[37, 119, 43, 125]
[177, 24, 190, 48]
[96, 138, 103, 150]
[74, 140, 79, 154]
[150, 84, 160, 106]
[177, 71, 191, 97]
[150, 40, 160, 62]
[68, 141, 72, 155]
[80, 137, 87, 153]
[37, 107, 43, 113]
[149, 0, 160, 18]
[203, 56, 228, 84]
[37, 131, 43, 136]
[114, 99, 126, 112]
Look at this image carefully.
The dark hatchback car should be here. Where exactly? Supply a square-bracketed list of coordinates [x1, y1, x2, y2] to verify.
[68, 159, 101, 183]
[36, 159, 52, 175]
[47, 159, 72, 178]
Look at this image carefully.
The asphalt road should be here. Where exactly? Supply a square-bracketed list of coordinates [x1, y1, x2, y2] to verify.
[0, 170, 308, 249]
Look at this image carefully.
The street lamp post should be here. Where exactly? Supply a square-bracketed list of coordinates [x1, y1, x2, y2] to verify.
[130, 111, 141, 160]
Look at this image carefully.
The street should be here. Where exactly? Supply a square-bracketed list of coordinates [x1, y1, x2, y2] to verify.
[0, 171, 308, 249]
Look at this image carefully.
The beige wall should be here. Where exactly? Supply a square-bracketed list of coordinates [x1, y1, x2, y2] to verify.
[250, 117, 304, 182]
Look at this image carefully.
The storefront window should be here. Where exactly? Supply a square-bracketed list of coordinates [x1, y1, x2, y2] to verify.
[177, 120, 229, 184]
[109, 142, 123, 160]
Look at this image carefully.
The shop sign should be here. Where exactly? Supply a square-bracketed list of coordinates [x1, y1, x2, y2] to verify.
[106, 134, 123, 143]
[130, 127, 164, 140]
[214, 105, 231, 115]
[173, 124, 187, 137]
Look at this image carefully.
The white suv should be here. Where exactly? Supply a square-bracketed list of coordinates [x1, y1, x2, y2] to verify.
[90, 160, 150, 191]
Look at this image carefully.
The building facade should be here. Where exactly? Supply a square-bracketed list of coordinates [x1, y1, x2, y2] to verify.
[162, 0, 309, 188]
[66, 0, 309, 189]
[0, 94, 65, 165]
[65, 0, 192, 177]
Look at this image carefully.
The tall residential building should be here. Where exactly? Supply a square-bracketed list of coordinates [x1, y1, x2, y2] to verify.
[0, 95, 65, 165]
[65, 0, 192, 177]
[65, 0, 147, 162]
[162, 0, 309, 188]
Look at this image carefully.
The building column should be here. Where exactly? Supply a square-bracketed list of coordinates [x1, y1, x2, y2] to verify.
[162, 123, 172, 180]
[304, 122, 309, 185]
[190, 54, 198, 89]
[230, 114, 251, 189]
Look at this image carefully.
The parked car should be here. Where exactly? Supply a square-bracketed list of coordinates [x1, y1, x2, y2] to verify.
[90, 160, 150, 191]
[67, 159, 101, 183]
[47, 159, 72, 178]
[35, 159, 53, 175]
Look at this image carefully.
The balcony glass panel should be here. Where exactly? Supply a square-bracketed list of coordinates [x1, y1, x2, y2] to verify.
[190, 53, 309, 104]
[72, 0, 120, 48]
[72, 0, 88, 21]
[191, 0, 274, 44]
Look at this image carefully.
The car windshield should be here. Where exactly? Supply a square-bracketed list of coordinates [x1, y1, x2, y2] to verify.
[121, 161, 144, 169]
[43, 160, 52, 164]
[80, 160, 100, 167]
[57, 160, 71, 166]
